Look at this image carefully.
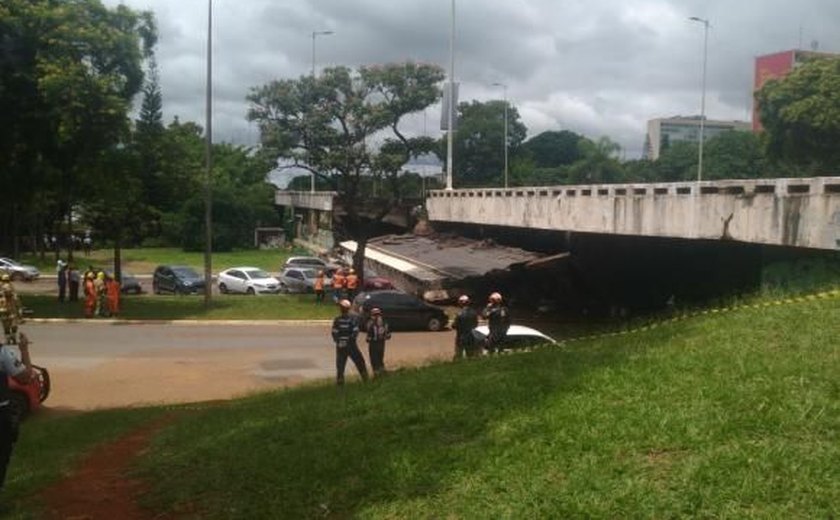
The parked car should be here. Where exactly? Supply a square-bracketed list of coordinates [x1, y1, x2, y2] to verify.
[471, 324, 557, 349]
[353, 290, 448, 331]
[218, 267, 281, 295]
[120, 272, 143, 294]
[0, 257, 40, 281]
[104, 270, 143, 294]
[282, 256, 329, 270]
[278, 267, 323, 293]
[152, 265, 206, 295]
[362, 276, 395, 291]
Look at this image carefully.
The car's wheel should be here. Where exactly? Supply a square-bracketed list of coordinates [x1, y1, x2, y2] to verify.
[427, 315, 444, 332]
[9, 392, 29, 424]
[153, 282, 160, 295]
[11, 272, 24, 282]
[246, 287, 256, 296]
[279, 283, 288, 294]
[219, 283, 228, 294]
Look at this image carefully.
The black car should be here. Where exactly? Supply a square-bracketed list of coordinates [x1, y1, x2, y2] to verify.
[103, 270, 143, 294]
[353, 290, 448, 331]
[152, 265, 206, 295]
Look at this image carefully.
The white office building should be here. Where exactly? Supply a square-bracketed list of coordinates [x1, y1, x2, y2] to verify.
[644, 116, 751, 160]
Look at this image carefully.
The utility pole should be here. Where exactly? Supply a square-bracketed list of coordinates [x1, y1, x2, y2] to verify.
[203, 0, 213, 307]
[689, 16, 710, 182]
[445, 0, 455, 191]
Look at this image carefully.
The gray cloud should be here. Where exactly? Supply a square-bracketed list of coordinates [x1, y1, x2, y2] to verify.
[105, 0, 840, 157]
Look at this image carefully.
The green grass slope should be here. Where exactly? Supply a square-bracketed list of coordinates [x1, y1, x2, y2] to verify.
[135, 296, 840, 518]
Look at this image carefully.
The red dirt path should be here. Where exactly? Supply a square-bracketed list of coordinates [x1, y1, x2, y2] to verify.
[38, 415, 178, 520]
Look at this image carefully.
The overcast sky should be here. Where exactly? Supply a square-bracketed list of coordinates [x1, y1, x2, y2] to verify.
[104, 0, 840, 158]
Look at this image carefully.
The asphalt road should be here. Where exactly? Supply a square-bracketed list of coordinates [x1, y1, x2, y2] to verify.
[23, 322, 454, 411]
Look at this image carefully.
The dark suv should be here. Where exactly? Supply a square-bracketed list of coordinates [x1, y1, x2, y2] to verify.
[152, 265, 206, 295]
[353, 290, 448, 331]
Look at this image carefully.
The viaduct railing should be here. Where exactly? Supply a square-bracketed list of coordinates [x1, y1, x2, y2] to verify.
[427, 177, 840, 251]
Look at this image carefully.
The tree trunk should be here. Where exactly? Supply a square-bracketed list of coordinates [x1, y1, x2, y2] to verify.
[114, 234, 122, 283]
[66, 209, 74, 262]
[353, 237, 367, 282]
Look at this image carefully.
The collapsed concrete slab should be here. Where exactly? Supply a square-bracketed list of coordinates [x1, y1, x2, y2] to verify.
[340, 234, 557, 301]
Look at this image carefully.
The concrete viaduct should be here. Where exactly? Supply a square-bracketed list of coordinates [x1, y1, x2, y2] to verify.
[426, 177, 840, 251]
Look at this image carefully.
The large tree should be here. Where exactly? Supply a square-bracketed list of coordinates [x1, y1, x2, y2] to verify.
[247, 63, 444, 275]
[521, 130, 584, 168]
[756, 57, 840, 172]
[445, 100, 527, 186]
[0, 0, 156, 258]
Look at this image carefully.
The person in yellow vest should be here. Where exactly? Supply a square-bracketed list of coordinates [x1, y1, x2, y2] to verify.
[93, 272, 107, 317]
[345, 268, 359, 299]
[331, 269, 346, 303]
[0, 275, 22, 344]
[314, 270, 326, 304]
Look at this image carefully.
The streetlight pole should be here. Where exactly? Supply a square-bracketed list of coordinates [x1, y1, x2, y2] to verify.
[445, 0, 455, 191]
[492, 82, 509, 188]
[203, 0, 213, 307]
[689, 16, 709, 182]
[310, 30, 333, 192]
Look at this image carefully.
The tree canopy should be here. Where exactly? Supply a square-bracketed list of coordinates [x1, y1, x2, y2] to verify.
[247, 62, 445, 272]
[756, 57, 840, 172]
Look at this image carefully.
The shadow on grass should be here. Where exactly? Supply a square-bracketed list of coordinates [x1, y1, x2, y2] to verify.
[139, 328, 660, 518]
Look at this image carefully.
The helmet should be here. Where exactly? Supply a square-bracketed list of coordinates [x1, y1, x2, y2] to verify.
[86, 272, 94, 279]
[489, 292, 503, 303]
[371, 307, 382, 315]
[339, 299, 351, 309]
[458, 295, 470, 305]
[349, 268, 355, 274]
[0, 274, 9, 282]
[97, 272, 105, 280]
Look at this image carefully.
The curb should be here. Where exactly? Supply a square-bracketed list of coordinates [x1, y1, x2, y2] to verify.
[28, 318, 333, 326]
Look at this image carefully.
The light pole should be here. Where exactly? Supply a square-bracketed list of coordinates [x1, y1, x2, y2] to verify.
[203, 0, 213, 307]
[445, 0, 455, 191]
[689, 16, 709, 182]
[310, 30, 333, 192]
[492, 82, 509, 188]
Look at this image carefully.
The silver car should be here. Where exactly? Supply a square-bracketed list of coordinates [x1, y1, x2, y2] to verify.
[278, 267, 325, 293]
[0, 257, 40, 281]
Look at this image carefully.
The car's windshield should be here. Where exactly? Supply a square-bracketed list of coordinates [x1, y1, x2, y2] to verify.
[173, 267, 199, 278]
[0, 258, 20, 267]
[244, 269, 271, 280]
[300, 269, 318, 279]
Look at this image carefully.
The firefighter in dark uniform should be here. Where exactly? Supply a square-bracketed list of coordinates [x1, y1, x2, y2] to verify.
[453, 295, 479, 359]
[1, 333, 33, 492]
[482, 292, 510, 354]
[331, 300, 369, 385]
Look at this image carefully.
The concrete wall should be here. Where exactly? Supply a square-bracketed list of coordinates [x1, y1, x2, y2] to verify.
[427, 177, 840, 251]
[275, 191, 337, 211]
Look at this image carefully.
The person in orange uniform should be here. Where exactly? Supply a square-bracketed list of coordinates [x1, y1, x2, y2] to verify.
[331, 269, 346, 303]
[106, 273, 121, 317]
[314, 270, 326, 304]
[83, 272, 96, 319]
[345, 268, 359, 299]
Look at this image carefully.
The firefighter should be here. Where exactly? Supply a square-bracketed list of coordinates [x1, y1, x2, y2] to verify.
[331, 268, 346, 303]
[1, 332, 33, 492]
[313, 270, 325, 304]
[83, 272, 96, 319]
[106, 273, 121, 317]
[453, 295, 479, 359]
[331, 299, 368, 385]
[482, 292, 511, 354]
[0, 275, 22, 345]
[365, 307, 391, 376]
[94, 272, 107, 317]
[345, 268, 359, 299]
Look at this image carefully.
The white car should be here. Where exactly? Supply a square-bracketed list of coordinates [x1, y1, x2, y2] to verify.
[217, 267, 281, 295]
[472, 325, 557, 349]
[0, 257, 40, 281]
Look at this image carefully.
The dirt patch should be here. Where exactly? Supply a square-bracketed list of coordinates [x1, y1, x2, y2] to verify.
[38, 415, 178, 520]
